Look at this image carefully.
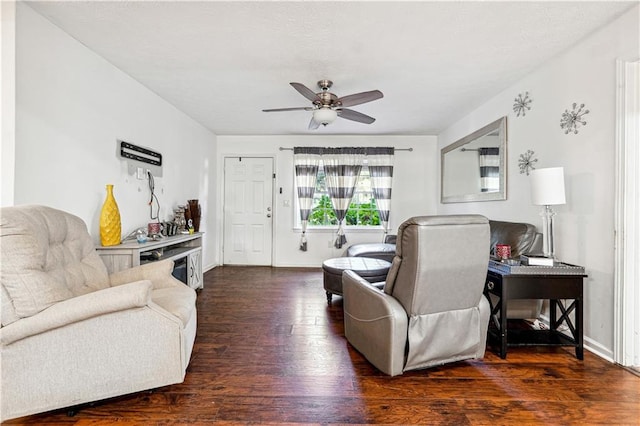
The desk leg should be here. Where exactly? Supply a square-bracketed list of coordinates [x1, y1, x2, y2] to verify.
[553, 297, 584, 360]
[576, 297, 584, 360]
[500, 285, 508, 359]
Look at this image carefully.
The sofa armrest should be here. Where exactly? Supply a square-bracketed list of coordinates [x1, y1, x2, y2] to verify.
[109, 259, 182, 289]
[342, 270, 408, 376]
[0, 280, 152, 345]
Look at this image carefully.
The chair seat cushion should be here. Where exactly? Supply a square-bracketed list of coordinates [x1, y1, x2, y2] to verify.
[151, 286, 196, 326]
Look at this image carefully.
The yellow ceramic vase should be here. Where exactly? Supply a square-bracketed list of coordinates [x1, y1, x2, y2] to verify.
[100, 184, 122, 246]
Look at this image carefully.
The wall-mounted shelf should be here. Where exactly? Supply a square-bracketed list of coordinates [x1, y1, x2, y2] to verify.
[96, 233, 203, 290]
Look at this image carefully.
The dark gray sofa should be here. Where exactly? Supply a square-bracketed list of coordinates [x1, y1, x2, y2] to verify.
[488, 220, 542, 258]
[347, 220, 542, 261]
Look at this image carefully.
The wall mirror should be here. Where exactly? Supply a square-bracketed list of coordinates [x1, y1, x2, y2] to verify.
[441, 116, 507, 203]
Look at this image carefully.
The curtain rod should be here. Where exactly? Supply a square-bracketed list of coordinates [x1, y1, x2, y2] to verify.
[461, 148, 499, 152]
[279, 147, 413, 152]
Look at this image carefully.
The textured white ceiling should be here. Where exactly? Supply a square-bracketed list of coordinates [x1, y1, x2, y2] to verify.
[26, 1, 636, 135]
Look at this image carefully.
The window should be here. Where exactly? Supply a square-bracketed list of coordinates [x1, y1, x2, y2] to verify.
[307, 164, 381, 227]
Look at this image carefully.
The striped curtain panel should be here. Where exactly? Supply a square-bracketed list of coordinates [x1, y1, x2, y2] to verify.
[366, 147, 394, 238]
[294, 147, 322, 251]
[322, 147, 365, 249]
[479, 147, 500, 192]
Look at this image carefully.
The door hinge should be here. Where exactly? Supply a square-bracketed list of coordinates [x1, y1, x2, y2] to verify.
[273, 173, 276, 179]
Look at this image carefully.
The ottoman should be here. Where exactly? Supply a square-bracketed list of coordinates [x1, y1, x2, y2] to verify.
[322, 257, 391, 305]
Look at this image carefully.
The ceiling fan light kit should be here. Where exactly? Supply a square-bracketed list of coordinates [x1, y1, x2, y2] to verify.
[313, 107, 338, 125]
[263, 79, 383, 130]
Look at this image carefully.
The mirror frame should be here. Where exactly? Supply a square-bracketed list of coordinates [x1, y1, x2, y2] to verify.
[441, 116, 507, 203]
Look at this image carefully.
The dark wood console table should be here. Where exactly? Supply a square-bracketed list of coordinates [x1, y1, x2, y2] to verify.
[484, 261, 587, 360]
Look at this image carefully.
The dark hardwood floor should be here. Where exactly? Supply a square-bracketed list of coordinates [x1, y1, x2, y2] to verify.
[6, 266, 640, 425]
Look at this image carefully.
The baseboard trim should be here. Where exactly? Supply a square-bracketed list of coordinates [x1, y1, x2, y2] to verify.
[538, 314, 614, 363]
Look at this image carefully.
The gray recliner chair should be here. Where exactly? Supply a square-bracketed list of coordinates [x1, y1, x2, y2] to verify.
[342, 215, 491, 376]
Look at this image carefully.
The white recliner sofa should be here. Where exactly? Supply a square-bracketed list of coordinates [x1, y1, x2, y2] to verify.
[0, 205, 197, 421]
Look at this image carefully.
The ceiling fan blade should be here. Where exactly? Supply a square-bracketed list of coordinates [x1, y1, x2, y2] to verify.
[336, 90, 383, 108]
[290, 82, 320, 102]
[262, 107, 313, 112]
[309, 117, 320, 130]
[338, 108, 376, 124]
[308, 117, 320, 130]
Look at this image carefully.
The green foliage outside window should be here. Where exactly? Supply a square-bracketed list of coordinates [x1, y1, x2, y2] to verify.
[308, 195, 338, 225]
[346, 199, 380, 226]
[308, 194, 380, 226]
[304, 165, 381, 227]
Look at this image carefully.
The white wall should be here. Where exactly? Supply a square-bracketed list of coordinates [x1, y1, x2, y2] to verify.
[437, 6, 640, 360]
[1, 0, 16, 207]
[216, 135, 438, 267]
[13, 4, 218, 270]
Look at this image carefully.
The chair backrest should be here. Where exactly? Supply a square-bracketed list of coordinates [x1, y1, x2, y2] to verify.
[384, 215, 489, 316]
[1, 205, 110, 326]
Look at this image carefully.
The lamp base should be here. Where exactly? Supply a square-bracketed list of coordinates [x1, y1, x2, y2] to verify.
[540, 205, 557, 259]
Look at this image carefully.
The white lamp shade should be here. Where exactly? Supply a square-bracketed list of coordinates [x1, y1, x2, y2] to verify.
[530, 167, 566, 205]
[313, 108, 337, 125]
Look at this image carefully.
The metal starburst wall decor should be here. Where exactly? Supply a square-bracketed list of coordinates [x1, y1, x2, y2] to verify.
[518, 150, 538, 175]
[513, 92, 532, 117]
[560, 102, 589, 134]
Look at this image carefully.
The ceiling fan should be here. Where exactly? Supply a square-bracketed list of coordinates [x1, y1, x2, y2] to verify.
[262, 80, 383, 130]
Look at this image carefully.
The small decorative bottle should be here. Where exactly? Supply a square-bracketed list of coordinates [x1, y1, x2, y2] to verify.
[174, 206, 187, 234]
[100, 184, 122, 246]
[188, 199, 201, 232]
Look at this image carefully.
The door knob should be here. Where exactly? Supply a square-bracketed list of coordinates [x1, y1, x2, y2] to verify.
[267, 207, 272, 212]
[267, 213, 272, 218]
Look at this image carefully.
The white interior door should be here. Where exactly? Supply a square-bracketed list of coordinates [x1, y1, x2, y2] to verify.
[223, 157, 274, 265]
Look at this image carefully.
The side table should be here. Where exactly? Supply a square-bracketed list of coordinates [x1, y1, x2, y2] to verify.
[484, 260, 587, 359]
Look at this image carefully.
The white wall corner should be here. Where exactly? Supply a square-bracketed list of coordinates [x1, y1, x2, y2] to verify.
[614, 58, 640, 367]
[1, 0, 16, 207]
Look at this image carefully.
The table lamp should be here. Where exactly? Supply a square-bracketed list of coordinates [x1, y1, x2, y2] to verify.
[529, 167, 566, 259]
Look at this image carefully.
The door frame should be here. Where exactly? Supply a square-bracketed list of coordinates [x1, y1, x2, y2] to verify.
[614, 58, 640, 367]
[222, 155, 275, 266]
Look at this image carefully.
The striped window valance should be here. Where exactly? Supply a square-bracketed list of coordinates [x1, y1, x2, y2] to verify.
[294, 147, 323, 251]
[365, 147, 394, 236]
[322, 148, 366, 248]
[293, 147, 395, 250]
